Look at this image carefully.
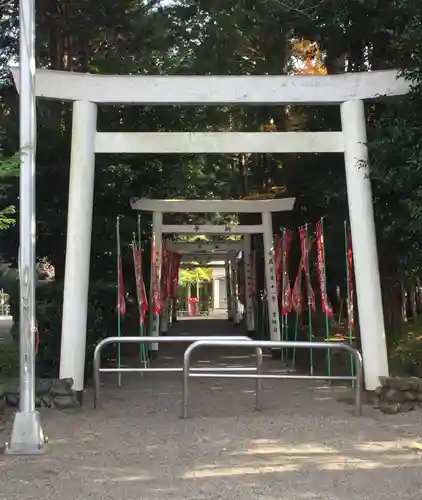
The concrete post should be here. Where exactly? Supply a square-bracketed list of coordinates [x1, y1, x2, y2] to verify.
[231, 255, 239, 324]
[262, 211, 281, 341]
[340, 99, 389, 390]
[225, 259, 233, 320]
[243, 235, 255, 332]
[149, 211, 163, 350]
[60, 100, 97, 393]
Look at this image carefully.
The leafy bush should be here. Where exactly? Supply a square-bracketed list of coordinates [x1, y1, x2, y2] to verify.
[390, 332, 422, 376]
[8, 279, 119, 380]
[0, 340, 19, 378]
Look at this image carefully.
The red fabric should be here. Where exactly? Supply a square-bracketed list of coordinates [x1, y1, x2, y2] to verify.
[170, 252, 181, 298]
[315, 220, 333, 317]
[281, 230, 293, 315]
[274, 236, 283, 295]
[292, 227, 316, 314]
[347, 225, 355, 330]
[118, 253, 126, 317]
[133, 243, 148, 325]
[161, 246, 170, 300]
[152, 235, 162, 314]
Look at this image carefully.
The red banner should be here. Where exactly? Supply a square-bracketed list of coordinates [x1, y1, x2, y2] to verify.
[152, 235, 162, 314]
[315, 220, 333, 317]
[275, 235, 283, 295]
[292, 227, 316, 314]
[291, 266, 303, 314]
[347, 225, 355, 330]
[133, 242, 148, 325]
[161, 245, 170, 301]
[281, 230, 292, 315]
[117, 220, 126, 317]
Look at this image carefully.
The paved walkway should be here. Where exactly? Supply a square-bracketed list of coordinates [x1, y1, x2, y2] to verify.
[1, 317, 422, 499]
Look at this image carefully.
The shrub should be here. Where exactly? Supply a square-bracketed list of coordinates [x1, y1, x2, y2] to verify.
[8, 279, 119, 380]
[0, 339, 19, 378]
[390, 332, 422, 376]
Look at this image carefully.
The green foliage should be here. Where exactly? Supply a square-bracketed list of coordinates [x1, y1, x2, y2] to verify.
[1, 0, 422, 373]
[179, 267, 212, 285]
[0, 340, 19, 378]
[390, 332, 422, 376]
[0, 153, 18, 230]
[8, 279, 118, 379]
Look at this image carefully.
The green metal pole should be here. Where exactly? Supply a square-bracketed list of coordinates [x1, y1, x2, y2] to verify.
[292, 311, 299, 367]
[137, 216, 148, 366]
[304, 224, 314, 376]
[116, 215, 122, 387]
[320, 218, 331, 377]
[344, 220, 355, 378]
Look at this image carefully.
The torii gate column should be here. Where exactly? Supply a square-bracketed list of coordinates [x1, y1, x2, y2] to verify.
[60, 100, 97, 395]
[243, 235, 255, 332]
[262, 211, 281, 342]
[225, 259, 233, 320]
[149, 211, 163, 351]
[341, 99, 389, 390]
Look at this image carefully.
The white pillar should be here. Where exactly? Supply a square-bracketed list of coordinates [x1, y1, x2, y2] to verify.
[213, 275, 220, 310]
[244, 236, 255, 332]
[225, 260, 233, 320]
[231, 256, 239, 324]
[149, 211, 163, 350]
[262, 212, 281, 341]
[341, 99, 389, 390]
[60, 101, 97, 392]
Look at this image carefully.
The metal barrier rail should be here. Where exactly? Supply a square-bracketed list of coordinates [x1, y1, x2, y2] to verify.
[182, 340, 363, 418]
[93, 335, 263, 409]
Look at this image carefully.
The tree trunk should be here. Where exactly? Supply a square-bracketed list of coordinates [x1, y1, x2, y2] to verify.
[410, 281, 417, 321]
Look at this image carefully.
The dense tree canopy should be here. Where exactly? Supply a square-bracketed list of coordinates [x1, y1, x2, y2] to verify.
[1, 0, 422, 372]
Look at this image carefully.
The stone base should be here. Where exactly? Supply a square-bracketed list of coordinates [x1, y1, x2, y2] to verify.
[374, 376, 422, 414]
[0, 378, 81, 411]
[4, 411, 47, 455]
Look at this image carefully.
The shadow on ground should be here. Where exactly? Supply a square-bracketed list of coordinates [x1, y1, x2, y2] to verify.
[1, 318, 422, 499]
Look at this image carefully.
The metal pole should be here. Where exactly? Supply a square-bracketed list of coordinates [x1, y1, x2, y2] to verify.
[93, 335, 256, 409]
[182, 340, 363, 418]
[182, 341, 263, 418]
[5, 0, 47, 454]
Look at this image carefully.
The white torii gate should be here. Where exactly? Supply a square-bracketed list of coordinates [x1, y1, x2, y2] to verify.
[160, 247, 244, 329]
[162, 248, 240, 329]
[131, 198, 294, 341]
[11, 66, 411, 391]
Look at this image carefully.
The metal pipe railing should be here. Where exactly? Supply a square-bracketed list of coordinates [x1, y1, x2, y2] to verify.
[93, 335, 263, 409]
[182, 340, 363, 418]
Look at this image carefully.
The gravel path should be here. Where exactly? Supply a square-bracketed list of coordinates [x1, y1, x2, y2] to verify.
[1, 318, 422, 499]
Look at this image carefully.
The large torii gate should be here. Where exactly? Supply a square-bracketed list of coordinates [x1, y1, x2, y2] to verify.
[12, 67, 410, 392]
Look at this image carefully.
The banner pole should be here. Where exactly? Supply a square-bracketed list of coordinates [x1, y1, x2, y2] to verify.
[304, 224, 314, 376]
[116, 215, 122, 387]
[345, 220, 355, 380]
[320, 218, 331, 376]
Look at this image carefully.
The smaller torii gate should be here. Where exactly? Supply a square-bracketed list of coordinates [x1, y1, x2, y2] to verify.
[165, 248, 242, 327]
[131, 197, 295, 349]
